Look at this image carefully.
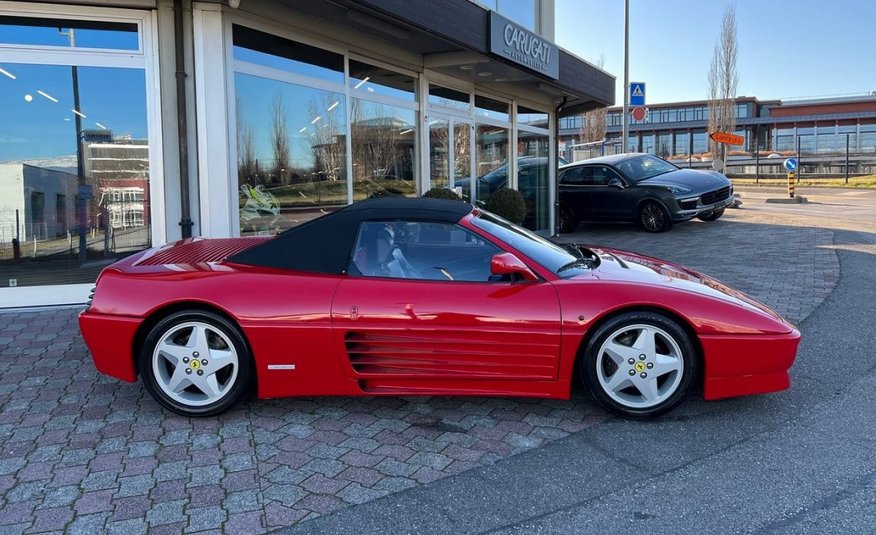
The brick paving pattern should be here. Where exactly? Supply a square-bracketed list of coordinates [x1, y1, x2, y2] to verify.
[0, 209, 839, 533]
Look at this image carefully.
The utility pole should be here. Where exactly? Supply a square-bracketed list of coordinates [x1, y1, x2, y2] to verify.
[622, 0, 629, 153]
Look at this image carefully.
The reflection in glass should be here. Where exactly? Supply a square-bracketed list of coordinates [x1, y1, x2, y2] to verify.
[454, 122, 471, 185]
[0, 16, 139, 50]
[518, 130, 550, 232]
[475, 95, 509, 123]
[428, 84, 470, 111]
[518, 105, 549, 129]
[474, 124, 509, 205]
[0, 64, 150, 287]
[428, 118, 450, 190]
[351, 99, 417, 201]
[349, 60, 416, 102]
[232, 25, 344, 84]
[235, 73, 347, 234]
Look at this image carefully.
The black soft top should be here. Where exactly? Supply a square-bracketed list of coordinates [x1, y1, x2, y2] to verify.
[227, 197, 473, 274]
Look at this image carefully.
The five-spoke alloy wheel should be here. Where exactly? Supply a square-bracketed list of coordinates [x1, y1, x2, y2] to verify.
[140, 311, 251, 417]
[639, 201, 672, 233]
[580, 311, 696, 418]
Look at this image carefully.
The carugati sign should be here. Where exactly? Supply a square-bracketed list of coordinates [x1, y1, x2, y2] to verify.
[489, 12, 559, 80]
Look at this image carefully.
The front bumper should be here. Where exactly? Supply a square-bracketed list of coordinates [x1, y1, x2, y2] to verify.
[674, 192, 736, 221]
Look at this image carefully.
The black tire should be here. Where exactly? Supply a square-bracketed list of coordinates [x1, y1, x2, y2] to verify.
[558, 206, 576, 233]
[697, 208, 725, 222]
[638, 201, 672, 233]
[139, 310, 252, 417]
[579, 311, 697, 419]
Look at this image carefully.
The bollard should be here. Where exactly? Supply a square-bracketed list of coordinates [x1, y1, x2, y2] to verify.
[788, 171, 795, 199]
[12, 238, 20, 261]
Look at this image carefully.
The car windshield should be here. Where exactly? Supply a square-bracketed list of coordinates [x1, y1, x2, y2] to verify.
[471, 211, 591, 278]
[615, 154, 678, 182]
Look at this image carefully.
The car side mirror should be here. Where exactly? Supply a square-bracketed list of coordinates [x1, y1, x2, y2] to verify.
[608, 178, 624, 189]
[490, 252, 538, 282]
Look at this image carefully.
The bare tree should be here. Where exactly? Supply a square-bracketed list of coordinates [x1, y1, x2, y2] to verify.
[236, 96, 257, 183]
[308, 94, 345, 181]
[580, 55, 607, 144]
[707, 4, 739, 158]
[270, 91, 291, 184]
[350, 100, 404, 181]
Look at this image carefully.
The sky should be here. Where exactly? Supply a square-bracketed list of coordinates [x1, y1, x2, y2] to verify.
[555, 0, 876, 106]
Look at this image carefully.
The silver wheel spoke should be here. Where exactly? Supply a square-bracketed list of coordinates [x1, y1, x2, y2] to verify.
[639, 378, 660, 402]
[166, 366, 191, 393]
[604, 341, 636, 366]
[652, 354, 682, 377]
[157, 342, 186, 366]
[200, 374, 221, 398]
[605, 370, 631, 393]
[631, 328, 656, 357]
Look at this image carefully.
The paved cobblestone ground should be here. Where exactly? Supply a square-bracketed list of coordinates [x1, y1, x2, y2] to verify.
[0, 208, 839, 533]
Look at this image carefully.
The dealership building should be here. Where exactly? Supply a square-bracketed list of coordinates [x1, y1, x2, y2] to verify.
[560, 94, 876, 175]
[0, 0, 614, 308]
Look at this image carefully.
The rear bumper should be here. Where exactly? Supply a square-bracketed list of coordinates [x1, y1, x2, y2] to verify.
[79, 310, 141, 382]
[701, 329, 801, 400]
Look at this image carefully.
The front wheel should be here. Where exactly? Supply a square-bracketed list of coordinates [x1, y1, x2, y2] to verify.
[580, 312, 697, 419]
[140, 310, 252, 417]
[697, 208, 725, 222]
[638, 201, 672, 232]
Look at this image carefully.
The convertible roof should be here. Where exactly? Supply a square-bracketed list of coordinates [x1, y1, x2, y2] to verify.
[227, 197, 473, 273]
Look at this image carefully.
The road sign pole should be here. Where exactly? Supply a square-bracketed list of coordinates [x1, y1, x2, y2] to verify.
[788, 171, 795, 198]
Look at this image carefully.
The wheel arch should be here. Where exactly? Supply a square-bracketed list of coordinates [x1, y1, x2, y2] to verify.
[571, 304, 705, 393]
[132, 301, 256, 384]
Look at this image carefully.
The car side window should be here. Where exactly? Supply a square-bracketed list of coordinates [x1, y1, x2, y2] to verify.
[560, 166, 589, 185]
[589, 166, 613, 186]
[349, 221, 501, 282]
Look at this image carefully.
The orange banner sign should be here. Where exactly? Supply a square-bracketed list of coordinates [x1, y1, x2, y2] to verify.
[709, 132, 745, 146]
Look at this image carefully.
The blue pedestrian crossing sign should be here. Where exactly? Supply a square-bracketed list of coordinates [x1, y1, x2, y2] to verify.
[630, 83, 645, 106]
[783, 158, 798, 172]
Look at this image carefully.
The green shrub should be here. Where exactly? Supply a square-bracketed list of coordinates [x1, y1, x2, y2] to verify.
[485, 188, 527, 225]
[422, 188, 462, 201]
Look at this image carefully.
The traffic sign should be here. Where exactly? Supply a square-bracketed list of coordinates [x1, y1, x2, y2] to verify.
[709, 132, 745, 146]
[783, 158, 798, 172]
[631, 107, 647, 121]
[630, 82, 645, 106]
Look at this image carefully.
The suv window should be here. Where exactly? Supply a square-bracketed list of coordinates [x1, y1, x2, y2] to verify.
[560, 166, 590, 185]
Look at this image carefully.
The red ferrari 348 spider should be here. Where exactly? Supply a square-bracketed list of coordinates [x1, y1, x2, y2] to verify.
[80, 197, 799, 419]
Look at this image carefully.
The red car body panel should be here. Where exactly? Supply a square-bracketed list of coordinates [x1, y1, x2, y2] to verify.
[79, 205, 800, 406]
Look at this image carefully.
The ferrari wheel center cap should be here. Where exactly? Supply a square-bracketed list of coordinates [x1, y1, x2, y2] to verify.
[634, 361, 646, 373]
[190, 360, 200, 370]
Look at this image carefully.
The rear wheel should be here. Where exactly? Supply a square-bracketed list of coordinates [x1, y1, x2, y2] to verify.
[580, 311, 697, 419]
[697, 208, 725, 222]
[639, 201, 672, 232]
[140, 310, 252, 417]
[558, 206, 576, 233]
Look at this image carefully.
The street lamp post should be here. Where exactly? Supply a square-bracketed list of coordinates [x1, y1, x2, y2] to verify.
[621, 0, 629, 153]
[60, 28, 88, 263]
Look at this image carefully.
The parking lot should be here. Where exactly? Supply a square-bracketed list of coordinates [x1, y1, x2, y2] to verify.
[1, 186, 873, 534]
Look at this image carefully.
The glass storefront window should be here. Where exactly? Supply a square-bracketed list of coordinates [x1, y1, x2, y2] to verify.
[517, 130, 550, 232]
[232, 25, 344, 84]
[0, 63, 150, 287]
[519, 105, 548, 129]
[674, 132, 690, 156]
[454, 122, 471, 184]
[475, 95, 509, 123]
[428, 84, 471, 111]
[474, 124, 509, 204]
[350, 99, 417, 201]
[349, 59, 416, 102]
[234, 73, 346, 234]
[428, 118, 450, 190]
[0, 16, 139, 50]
